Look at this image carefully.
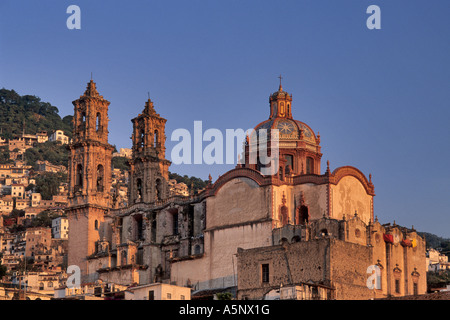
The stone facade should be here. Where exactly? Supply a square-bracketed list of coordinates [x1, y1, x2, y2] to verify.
[236, 216, 427, 300]
[66, 80, 426, 299]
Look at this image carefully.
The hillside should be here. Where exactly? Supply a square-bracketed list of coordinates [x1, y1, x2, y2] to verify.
[168, 171, 208, 194]
[0, 88, 72, 140]
[418, 232, 450, 254]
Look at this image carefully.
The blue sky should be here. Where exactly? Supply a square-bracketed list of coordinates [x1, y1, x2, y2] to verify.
[1, 0, 449, 237]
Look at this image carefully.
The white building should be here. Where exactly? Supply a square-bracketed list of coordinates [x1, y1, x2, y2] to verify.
[427, 248, 450, 272]
[112, 148, 132, 159]
[124, 283, 191, 300]
[49, 130, 70, 145]
[52, 217, 69, 239]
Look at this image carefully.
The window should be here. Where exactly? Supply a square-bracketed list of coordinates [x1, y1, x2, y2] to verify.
[413, 283, 418, 295]
[172, 212, 179, 235]
[167, 293, 172, 300]
[156, 179, 162, 200]
[96, 165, 104, 192]
[306, 157, 314, 174]
[180, 295, 185, 300]
[96, 112, 101, 132]
[311, 287, 319, 300]
[137, 178, 143, 199]
[154, 130, 159, 147]
[261, 264, 270, 283]
[81, 112, 86, 127]
[395, 279, 400, 294]
[95, 220, 99, 230]
[148, 291, 154, 300]
[76, 164, 83, 188]
[284, 155, 293, 172]
[299, 206, 309, 225]
[138, 129, 144, 148]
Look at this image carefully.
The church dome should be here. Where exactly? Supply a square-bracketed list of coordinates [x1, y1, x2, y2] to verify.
[253, 118, 318, 144]
[244, 80, 323, 176]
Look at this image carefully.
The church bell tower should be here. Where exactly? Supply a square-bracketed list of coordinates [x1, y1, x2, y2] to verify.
[66, 79, 114, 282]
[128, 96, 171, 204]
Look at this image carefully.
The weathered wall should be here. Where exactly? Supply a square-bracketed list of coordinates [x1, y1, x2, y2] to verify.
[329, 239, 373, 300]
[331, 175, 372, 224]
[206, 177, 271, 229]
[293, 183, 328, 221]
[171, 221, 273, 291]
[237, 239, 332, 299]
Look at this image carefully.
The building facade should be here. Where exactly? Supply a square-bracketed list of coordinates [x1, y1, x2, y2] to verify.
[66, 80, 426, 299]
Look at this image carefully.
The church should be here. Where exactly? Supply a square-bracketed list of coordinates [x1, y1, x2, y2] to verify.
[66, 79, 426, 300]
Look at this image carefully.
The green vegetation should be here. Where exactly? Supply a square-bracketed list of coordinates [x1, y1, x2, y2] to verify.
[0, 146, 13, 164]
[428, 270, 450, 291]
[34, 171, 67, 200]
[30, 210, 64, 228]
[24, 140, 69, 169]
[112, 156, 130, 171]
[0, 88, 72, 140]
[7, 209, 25, 219]
[418, 232, 450, 257]
[168, 171, 208, 194]
[216, 292, 233, 300]
[0, 263, 6, 278]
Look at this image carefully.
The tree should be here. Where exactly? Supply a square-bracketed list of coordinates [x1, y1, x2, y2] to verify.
[8, 209, 25, 219]
[0, 88, 72, 140]
[0, 263, 7, 278]
[24, 141, 69, 169]
[112, 156, 130, 171]
[34, 171, 67, 200]
[216, 292, 233, 300]
[168, 171, 208, 193]
[31, 210, 62, 228]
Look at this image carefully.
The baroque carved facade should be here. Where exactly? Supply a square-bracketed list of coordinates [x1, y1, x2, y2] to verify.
[66, 80, 426, 299]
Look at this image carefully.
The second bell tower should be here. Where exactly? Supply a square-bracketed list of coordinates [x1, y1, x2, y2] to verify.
[128, 96, 171, 204]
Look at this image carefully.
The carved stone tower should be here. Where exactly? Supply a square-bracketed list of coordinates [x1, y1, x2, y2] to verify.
[128, 97, 171, 204]
[66, 80, 114, 282]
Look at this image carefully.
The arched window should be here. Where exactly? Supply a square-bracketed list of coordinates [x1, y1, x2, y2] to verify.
[94, 220, 99, 230]
[306, 157, 314, 174]
[279, 102, 285, 116]
[140, 129, 145, 148]
[299, 205, 309, 225]
[154, 130, 159, 147]
[76, 164, 83, 189]
[96, 112, 101, 132]
[96, 164, 104, 192]
[194, 245, 201, 255]
[172, 211, 179, 235]
[156, 178, 162, 200]
[80, 112, 86, 128]
[121, 250, 128, 266]
[137, 178, 143, 199]
[285, 155, 293, 170]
